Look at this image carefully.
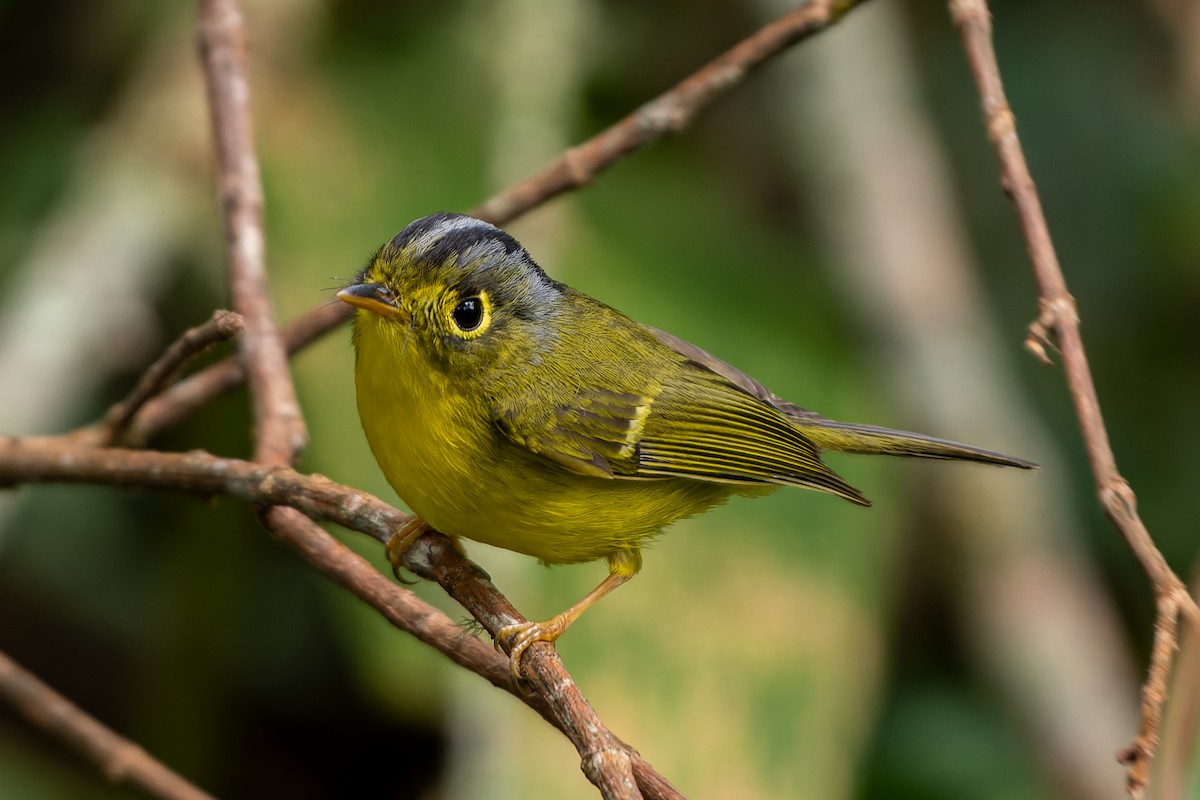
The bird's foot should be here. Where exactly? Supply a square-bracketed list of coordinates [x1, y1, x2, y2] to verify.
[385, 516, 433, 583]
[496, 614, 570, 683]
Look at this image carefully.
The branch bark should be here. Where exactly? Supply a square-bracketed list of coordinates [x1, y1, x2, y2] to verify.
[87, 310, 244, 446]
[197, 0, 305, 466]
[469, 0, 870, 224]
[948, 1, 1200, 795]
[129, 302, 349, 446]
[0, 649, 216, 800]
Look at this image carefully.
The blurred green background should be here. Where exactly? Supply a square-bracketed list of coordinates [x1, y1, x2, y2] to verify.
[1, 0, 1198, 798]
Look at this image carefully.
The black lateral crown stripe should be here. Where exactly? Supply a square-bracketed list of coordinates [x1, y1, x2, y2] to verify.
[390, 212, 525, 264]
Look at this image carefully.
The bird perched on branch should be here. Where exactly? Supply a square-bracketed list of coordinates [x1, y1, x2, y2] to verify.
[339, 212, 1033, 678]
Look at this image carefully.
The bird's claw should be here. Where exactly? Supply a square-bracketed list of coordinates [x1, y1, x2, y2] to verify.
[496, 618, 566, 683]
[385, 517, 432, 583]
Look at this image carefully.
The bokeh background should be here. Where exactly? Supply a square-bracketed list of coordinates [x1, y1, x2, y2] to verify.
[1, 0, 1198, 798]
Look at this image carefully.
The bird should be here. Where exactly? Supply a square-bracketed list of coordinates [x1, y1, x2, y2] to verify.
[337, 212, 1033, 677]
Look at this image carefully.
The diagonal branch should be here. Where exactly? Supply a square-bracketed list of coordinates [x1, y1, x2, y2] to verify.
[405, 533, 654, 799]
[0, 649, 216, 800]
[86, 309, 244, 446]
[129, 302, 348, 446]
[948, 1, 1200, 796]
[469, 0, 870, 225]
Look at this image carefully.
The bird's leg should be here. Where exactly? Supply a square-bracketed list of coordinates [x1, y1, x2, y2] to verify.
[385, 516, 434, 582]
[498, 549, 641, 681]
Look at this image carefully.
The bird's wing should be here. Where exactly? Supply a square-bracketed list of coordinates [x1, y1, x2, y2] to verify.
[635, 367, 870, 505]
[494, 388, 653, 480]
[651, 326, 1035, 469]
[494, 363, 870, 506]
[647, 326, 824, 421]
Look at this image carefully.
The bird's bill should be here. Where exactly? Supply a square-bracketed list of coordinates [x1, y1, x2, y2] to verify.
[337, 283, 403, 319]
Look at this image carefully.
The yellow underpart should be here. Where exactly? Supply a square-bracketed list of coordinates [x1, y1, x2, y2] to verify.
[352, 309, 748, 566]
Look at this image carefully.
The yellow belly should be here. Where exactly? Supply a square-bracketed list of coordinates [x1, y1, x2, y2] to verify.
[353, 335, 742, 565]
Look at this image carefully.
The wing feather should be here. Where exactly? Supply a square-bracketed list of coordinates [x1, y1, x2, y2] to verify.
[495, 388, 652, 479]
[495, 360, 869, 506]
[636, 369, 870, 504]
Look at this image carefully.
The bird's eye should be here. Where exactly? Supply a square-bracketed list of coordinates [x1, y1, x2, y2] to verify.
[451, 297, 484, 332]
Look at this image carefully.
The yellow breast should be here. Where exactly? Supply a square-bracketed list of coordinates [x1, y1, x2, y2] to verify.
[352, 324, 739, 565]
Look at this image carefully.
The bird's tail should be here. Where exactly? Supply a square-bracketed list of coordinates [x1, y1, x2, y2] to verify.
[796, 419, 1036, 469]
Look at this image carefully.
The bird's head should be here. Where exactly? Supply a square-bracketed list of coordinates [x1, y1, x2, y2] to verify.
[339, 213, 562, 371]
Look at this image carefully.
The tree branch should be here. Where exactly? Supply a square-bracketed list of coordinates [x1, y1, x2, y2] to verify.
[129, 302, 349, 446]
[0, 649, 216, 800]
[84, 310, 244, 446]
[948, 1, 1200, 795]
[469, 0, 870, 225]
[197, 0, 306, 466]
[406, 533, 654, 800]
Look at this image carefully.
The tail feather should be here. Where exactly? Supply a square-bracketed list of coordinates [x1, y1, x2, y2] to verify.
[797, 420, 1036, 469]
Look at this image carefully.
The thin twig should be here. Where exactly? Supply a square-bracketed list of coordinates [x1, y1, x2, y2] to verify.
[948, 1, 1200, 795]
[0, 649, 216, 800]
[126, 0, 870, 445]
[470, 0, 869, 225]
[197, 0, 306, 466]
[0, 435, 681, 800]
[87, 310, 244, 446]
[129, 302, 349, 445]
